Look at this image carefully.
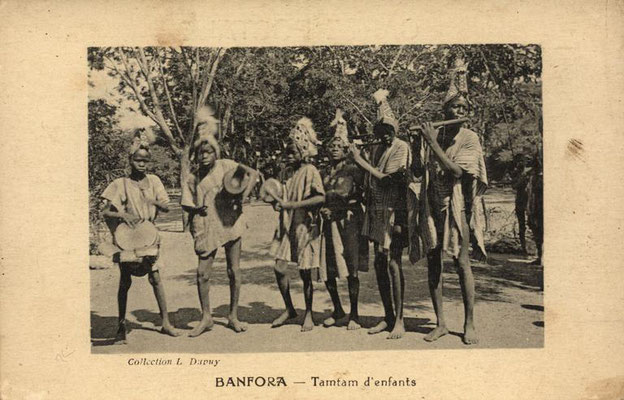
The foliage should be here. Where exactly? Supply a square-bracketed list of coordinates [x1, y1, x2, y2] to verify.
[88, 44, 542, 185]
[88, 99, 127, 253]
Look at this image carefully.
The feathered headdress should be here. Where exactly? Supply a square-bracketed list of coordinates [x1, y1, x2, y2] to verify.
[373, 89, 399, 134]
[328, 108, 350, 147]
[129, 128, 156, 156]
[289, 117, 321, 158]
[443, 56, 470, 108]
[193, 105, 221, 158]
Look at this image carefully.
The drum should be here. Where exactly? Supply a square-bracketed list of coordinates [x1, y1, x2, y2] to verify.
[114, 221, 159, 251]
[223, 165, 252, 195]
[259, 178, 283, 203]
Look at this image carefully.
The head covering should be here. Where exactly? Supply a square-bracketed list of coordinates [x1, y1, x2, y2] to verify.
[372, 89, 399, 134]
[443, 56, 469, 108]
[129, 129, 155, 157]
[289, 117, 321, 158]
[328, 108, 350, 148]
[194, 105, 221, 158]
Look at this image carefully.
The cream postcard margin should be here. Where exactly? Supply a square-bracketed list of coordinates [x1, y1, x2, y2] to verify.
[1, 1, 623, 399]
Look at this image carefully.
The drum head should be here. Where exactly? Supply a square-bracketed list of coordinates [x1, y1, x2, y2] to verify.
[223, 167, 252, 195]
[259, 178, 282, 203]
[115, 221, 158, 251]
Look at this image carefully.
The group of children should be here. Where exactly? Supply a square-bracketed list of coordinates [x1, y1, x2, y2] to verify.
[100, 57, 488, 346]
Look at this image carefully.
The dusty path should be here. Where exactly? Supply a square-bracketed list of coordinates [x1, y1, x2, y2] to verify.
[91, 195, 543, 353]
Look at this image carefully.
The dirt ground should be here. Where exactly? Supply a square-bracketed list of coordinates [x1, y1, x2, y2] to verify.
[90, 188, 543, 353]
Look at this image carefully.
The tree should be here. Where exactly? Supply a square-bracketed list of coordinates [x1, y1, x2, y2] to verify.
[88, 98, 127, 252]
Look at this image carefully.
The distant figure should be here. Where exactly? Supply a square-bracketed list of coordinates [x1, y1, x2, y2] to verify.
[514, 145, 543, 264]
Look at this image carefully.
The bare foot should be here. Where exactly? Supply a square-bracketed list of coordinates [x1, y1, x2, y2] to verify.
[387, 319, 405, 339]
[301, 311, 314, 332]
[161, 323, 181, 337]
[227, 318, 248, 333]
[271, 309, 297, 328]
[188, 318, 214, 337]
[462, 324, 479, 345]
[368, 320, 389, 335]
[113, 323, 127, 345]
[424, 326, 449, 342]
[347, 318, 361, 331]
[323, 310, 346, 327]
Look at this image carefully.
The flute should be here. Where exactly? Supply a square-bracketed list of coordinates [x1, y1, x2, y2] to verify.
[354, 117, 469, 146]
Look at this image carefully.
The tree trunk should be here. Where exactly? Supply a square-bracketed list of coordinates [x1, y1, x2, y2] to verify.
[179, 144, 192, 232]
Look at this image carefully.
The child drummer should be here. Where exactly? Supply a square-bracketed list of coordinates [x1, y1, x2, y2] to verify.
[319, 109, 369, 330]
[101, 132, 180, 344]
[181, 107, 260, 337]
[265, 118, 326, 332]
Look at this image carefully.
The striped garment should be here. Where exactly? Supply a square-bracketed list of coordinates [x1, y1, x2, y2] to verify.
[362, 138, 412, 251]
[410, 128, 488, 261]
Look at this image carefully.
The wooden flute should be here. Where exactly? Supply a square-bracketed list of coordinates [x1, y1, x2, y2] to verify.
[354, 117, 469, 146]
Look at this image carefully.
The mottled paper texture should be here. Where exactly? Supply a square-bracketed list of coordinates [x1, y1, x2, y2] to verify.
[1, 0, 623, 399]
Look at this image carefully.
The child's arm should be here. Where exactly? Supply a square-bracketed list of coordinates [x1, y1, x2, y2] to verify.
[146, 197, 170, 212]
[421, 122, 463, 178]
[236, 163, 262, 201]
[278, 194, 325, 210]
[348, 143, 390, 181]
[101, 201, 141, 227]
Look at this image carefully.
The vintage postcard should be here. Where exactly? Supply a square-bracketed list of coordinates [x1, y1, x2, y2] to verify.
[1, 1, 623, 399]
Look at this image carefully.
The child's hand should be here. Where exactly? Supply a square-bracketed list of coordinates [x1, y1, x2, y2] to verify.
[421, 122, 440, 144]
[348, 143, 362, 162]
[122, 213, 141, 228]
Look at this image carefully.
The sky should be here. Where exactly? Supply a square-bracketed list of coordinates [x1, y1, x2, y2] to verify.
[88, 68, 156, 132]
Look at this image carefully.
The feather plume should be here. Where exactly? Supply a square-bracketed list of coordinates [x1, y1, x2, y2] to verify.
[372, 88, 389, 104]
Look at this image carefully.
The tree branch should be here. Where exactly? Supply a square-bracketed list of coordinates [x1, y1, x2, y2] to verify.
[118, 48, 181, 154]
[155, 48, 184, 141]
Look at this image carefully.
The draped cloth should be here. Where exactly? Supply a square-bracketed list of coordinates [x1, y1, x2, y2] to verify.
[409, 128, 488, 262]
[101, 174, 169, 271]
[361, 138, 412, 252]
[319, 161, 369, 281]
[181, 159, 247, 257]
[270, 164, 325, 270]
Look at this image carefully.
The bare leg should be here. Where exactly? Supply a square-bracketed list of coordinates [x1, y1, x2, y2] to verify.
[347, 275, 361, 330]
[115, 267, 132, 344]
[148, 270, 180, 337]
[271, 261, 298, 327]
[224, 238, 247, 332]
[424, 247, 449, 342]
[369, 249, 394, 334]
[300, 269, 315, 332]
[516, 194, 527, 254]
[457, 210, 478, 345]
[189, 253, 216, 337]
[323, 278, 346, 327]
[387, 247, 405, 339]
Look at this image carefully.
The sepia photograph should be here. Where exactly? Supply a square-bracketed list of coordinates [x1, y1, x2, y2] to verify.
[88, 44, 544, 353]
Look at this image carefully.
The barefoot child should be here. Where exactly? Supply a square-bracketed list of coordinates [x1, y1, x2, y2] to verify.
[319, 109, 368, 330]
[267, 118, 325, 332]
[417, 57, 488, 345]
[101, 132, 180, 344]
[181, 107, 260, 337]
[349, 90, 411, 339]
